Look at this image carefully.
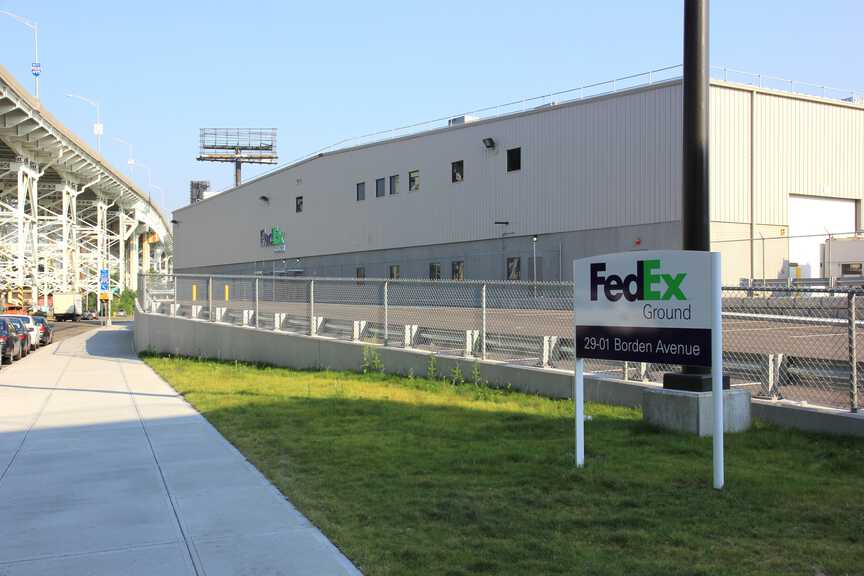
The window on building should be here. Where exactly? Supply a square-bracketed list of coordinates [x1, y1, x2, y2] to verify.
[295, 196, 303, 213]
[389, 174, 399, 195]
[429, 262, 441, 280]
[356, 267, 366, 283]
[507, 147, 521, 172]
[409, 170, 420, 192]
[376, 177, 385, 197]
[451, 260, 464, 280]
[356, 182, 365, 201]
[389, 265, 400, 279]
[451, 160, 464, 183]
[842, 262, 863, 276]
[506, 257, 521, 281]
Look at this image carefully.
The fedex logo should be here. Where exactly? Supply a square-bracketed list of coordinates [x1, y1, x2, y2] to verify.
[589, 259, 686, 302]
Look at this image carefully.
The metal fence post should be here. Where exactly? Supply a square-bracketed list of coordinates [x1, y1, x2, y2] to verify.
[481, 283, 487, 360]
[309, 279, 315, 336]
[849, 291, 859, 413]
[255, 277, 260, 329]
[172, 274, 177, 317]
[208, 276, 213, 322]
[383, 280, 389, 346]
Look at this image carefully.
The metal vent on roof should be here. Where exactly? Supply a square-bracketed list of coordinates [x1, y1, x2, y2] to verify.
[448, 115, 480, 127]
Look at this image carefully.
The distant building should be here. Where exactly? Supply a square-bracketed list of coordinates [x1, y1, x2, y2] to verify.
[173, 77, 864, 285]
[190, 180, 210, 204]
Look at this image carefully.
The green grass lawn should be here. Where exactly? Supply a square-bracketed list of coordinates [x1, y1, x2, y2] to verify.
[144, 355, 864, 576]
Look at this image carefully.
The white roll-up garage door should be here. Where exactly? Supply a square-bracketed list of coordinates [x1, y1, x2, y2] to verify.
[789, 195, 856, 278]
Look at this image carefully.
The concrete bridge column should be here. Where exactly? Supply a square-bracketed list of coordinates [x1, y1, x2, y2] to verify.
[129, 232, 140, 292]
[142, 231, 151, 274]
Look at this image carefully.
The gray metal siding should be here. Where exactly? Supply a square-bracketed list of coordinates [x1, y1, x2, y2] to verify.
[174, 81, 864, 275]
[710, 86, 752, 223]
[174, 83, 683, 270]
[753, 90, 864, 226]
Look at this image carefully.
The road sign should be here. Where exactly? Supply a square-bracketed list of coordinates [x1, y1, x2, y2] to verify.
[571, 250, 724, 488]
[99, 268, 110, 293]
[31, 63, 41, 77]
[573, 250, 715, 366]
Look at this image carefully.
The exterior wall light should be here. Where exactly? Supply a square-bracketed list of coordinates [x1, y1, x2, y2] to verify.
[482, 137, 496, 150]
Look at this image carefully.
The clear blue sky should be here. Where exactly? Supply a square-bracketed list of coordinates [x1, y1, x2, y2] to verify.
[2, 1, 862, 214]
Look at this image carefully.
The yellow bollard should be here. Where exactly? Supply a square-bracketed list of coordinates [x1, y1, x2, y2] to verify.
[192, 284, 197, 302]
[224, 285, 230, 302]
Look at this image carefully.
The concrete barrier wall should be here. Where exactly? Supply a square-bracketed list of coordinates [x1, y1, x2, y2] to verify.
[135, 313, 863, 437]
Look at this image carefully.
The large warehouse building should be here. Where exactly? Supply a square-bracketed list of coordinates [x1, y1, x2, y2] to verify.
[174, 75, 864, 285]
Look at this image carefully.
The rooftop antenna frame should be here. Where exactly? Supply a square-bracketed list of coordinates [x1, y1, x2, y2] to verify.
[196, 128, 278, 188]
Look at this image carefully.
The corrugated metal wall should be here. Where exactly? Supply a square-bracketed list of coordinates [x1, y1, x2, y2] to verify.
[175, 82, 683, 269]
[710, 86, 752, 224]
[752, 88, 864, 226]
[174, 81, 864, 271]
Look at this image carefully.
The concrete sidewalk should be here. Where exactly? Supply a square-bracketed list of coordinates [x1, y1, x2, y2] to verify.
[0, 327, 360, 575]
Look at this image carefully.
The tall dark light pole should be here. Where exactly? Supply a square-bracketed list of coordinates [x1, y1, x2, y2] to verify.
[682, 0, 710, 253]
[664, 0, 727, 392]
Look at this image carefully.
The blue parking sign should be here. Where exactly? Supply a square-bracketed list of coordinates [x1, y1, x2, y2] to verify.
[99, 268, 109, 292]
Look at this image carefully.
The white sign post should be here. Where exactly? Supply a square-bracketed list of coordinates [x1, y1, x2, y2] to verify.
[99, 268, 111, 327]
[573, 250, 724, 489]
[710, 253, 724, 489]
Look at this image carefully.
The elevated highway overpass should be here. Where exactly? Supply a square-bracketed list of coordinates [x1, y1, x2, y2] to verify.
[0, 63, 171, 307]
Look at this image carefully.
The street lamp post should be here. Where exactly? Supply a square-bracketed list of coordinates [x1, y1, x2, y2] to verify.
[113, 137, 135, 176]
[0, 11, 39, 99]
[134, 162, 154, 204]
[151, 184, 165, 211]
[135, 162, 151, 185]
[758, 232, 766, 286]
[664, 0, 717, 392]
[134, 162, 165, 210]
[66, 94, 103, 154]
[532, 235, 538, 297]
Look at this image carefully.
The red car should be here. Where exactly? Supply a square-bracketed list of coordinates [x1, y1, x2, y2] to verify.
[3, 317, 30, 358]
[0, 318, 24, 363]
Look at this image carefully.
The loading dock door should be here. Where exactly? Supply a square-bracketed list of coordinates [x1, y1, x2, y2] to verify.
[788, 195, 856, 278]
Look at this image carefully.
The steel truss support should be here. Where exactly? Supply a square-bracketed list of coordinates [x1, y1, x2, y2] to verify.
[1, 67, 172, 309]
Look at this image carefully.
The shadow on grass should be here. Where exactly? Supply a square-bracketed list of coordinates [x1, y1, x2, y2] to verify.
[183, 382, 864, 576]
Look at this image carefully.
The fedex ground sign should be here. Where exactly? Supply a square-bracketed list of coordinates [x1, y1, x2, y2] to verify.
[260, 226, 287, 253]
[574, 251, 718, 366]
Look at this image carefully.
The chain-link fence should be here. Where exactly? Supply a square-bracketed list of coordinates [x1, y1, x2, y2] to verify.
[712, 231, 864, 288]
[140, 274, 863, 413]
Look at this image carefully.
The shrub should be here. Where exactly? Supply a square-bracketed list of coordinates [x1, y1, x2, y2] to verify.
[426, 354, 438, 380]
[450, 364, 465, 386]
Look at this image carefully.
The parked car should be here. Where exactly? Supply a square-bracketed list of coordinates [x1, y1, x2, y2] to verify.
[2, 316, 30, 357]
[32, 316, 54, 345]
[116, 309, 127, 317]
[81, 311, 97, 321]
[10, 315, 40, 351]
[24, 316, 40, 350]
[2, 315, 38, 352]
[0, 318, 23, 363]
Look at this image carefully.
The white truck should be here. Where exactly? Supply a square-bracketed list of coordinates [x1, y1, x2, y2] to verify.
[53, 293, 83, 322]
